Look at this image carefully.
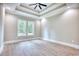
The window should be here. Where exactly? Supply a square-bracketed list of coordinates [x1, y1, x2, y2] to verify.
[17, 19, 27, 36]
[28, 21, 34, 35]
[17, 19, 35, 36]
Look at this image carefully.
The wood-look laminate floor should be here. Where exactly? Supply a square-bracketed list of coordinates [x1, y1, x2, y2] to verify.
[0, 40, 79, 56]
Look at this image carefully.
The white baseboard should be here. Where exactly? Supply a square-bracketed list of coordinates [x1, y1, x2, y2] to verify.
[4, 37, 79, 49]
[4, 40, 24, 44]
[4, 37, 41, 44]
[0, 45, 3, 54]
[43, 39, 79, 49]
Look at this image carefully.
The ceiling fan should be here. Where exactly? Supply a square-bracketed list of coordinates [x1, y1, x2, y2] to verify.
[29, 3, 47, 9]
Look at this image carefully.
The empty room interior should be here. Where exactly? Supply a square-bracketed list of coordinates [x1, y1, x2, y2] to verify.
[0, 3, 79, 56]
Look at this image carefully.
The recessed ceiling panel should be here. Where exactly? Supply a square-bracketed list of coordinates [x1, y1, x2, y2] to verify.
[20, 3, 53, 13]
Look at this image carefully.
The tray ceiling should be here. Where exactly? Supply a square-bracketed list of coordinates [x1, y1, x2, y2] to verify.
[4, 3, 67, 18]
[4, 3, 53, 13]
[20, 3, 53, 13]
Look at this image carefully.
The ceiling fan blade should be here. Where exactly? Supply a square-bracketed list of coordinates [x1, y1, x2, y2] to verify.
[39, 5, 42, 9]
[34, 5, 37, 9]
[39, 3, 47, 7]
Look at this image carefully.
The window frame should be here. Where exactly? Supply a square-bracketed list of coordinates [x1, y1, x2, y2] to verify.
[17, 18, 35, 37]
[17, 19, 27, 36]
[27, 21, 35, 36]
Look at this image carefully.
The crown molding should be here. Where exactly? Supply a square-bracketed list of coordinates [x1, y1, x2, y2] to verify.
[20, 3, 40, 13]
[16, 6, 39, 16]
[39, 4, 65, 15]
[5, 9, 40, 19]
[40, 5, 67, 18]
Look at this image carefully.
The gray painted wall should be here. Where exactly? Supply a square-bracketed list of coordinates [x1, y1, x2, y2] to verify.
[0, 4, 2, 48]
[0, 4, 4, 53]
[42, 8, 79, 45]
[4, 13, 41, 42]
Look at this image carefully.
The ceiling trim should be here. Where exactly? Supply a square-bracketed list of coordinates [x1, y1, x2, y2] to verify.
[5, 9, 40, 19]
[18, 3, 55, 14]
[20, 3, 54, 13]
[20, 3, 39, 13]
[40, 3, 55, 13]
[39, 4, 66, 16]
[38, 3, 55, 13]
[15, 6, 39, 16]
[15, 3, 66, 17]
[40, 5, 67, 18]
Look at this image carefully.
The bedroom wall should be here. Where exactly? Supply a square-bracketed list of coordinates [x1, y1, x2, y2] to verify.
[42, 8, 79, 45]
[0, 4, 2, 49]
[4, 13, 41, 42]
[0, 4, 4, 53]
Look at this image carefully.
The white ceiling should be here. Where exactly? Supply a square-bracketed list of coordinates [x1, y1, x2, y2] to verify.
[4, 3, 79, 19]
